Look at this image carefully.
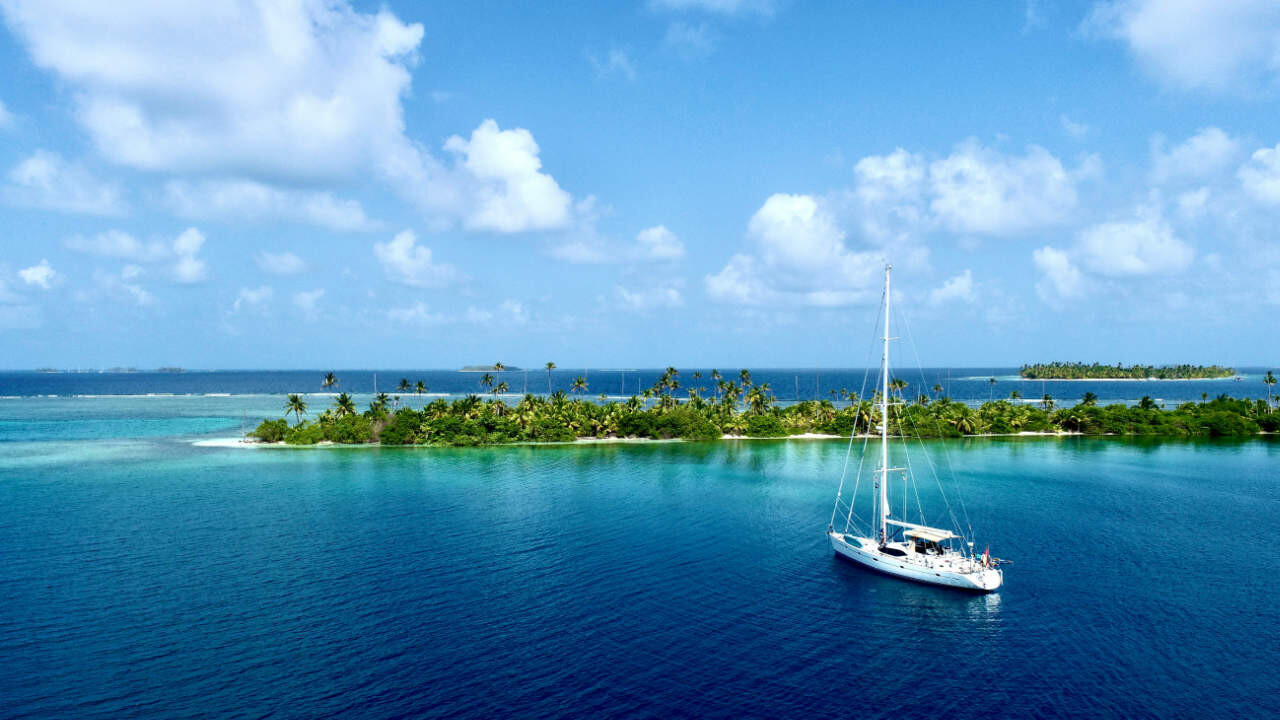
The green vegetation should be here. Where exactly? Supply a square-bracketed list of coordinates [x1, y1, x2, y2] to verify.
[1020, 362, 1235, 380]
[245, 369, 1280, 447]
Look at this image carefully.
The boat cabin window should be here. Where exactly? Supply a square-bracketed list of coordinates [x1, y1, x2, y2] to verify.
[913, 539, 942, 554]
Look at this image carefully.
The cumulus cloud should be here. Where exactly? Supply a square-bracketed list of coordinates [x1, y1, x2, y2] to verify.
[172, 228, 208, 283]
[4, 150, 125, 216]
[292, 289, 324, 315]
[634, 225, 685, 260]
[1060, 115, 1090, 138]
[18, 259, 56, 289]
[373, 230, 462, 288]
[88, 265, 153, 306]
[615, 281, 685, 310]
[1077, 214, 1193, 276]
[65, 230, 167, 261]
[1238, 143, 1280, 204]
[387, 301, 446, 325]
[442, 119, 574, 233]
[232, 285, 273, 314]
[164, 180, 376, 232]
[927, 140, 1078, 235]
[928, 270, 976, 305]
[1085, 0, 1280, 91]
[1150, 127, 1240, 183]
[0, 2, 581, 234]
[706, 193, 882, 306]
[1032, 246, 1084, 302]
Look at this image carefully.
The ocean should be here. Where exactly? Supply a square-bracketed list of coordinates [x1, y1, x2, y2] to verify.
[1, 382, 1277, 717]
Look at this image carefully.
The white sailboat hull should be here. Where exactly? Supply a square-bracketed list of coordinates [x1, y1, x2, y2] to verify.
[829, 532, 1002, 592]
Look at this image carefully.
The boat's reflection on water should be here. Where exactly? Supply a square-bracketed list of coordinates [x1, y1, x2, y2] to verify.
[831, 555, 1005, 631]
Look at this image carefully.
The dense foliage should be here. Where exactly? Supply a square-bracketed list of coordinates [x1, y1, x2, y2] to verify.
[247, 369, 1279, 446]
[1020, 362, 1235, 380]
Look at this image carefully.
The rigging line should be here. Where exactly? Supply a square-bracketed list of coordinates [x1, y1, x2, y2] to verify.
[842, 282, 884, 534]
[896, 301, 976, 541]
[897, 404, 928, 528]
[830, 309, 879, 528]
[899, 381, 966, 538]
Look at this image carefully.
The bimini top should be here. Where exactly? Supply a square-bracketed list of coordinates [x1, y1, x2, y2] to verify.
[885, 519, 958, 543]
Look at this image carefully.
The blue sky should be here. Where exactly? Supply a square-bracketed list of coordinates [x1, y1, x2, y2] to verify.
[1, 0, 1278, 369]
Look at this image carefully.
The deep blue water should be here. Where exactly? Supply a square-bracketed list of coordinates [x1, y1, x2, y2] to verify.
[0, 367, 1273, 407]
[2, 399, 1278, 718]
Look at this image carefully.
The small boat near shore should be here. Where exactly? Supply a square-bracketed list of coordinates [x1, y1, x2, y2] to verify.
[827, 265, 1005, 592]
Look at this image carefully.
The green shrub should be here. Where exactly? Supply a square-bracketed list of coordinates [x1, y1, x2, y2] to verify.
[249, 418, 289, 442]
[285, 422, 326, 445]
[325, 414, 373, 444]
[745, 414, 786, 437]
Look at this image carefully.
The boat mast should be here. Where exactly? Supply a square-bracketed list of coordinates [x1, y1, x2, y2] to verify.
[879, 264, 891, 545]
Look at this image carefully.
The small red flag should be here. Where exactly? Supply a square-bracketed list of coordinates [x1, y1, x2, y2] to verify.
[982, 546, 990, 566]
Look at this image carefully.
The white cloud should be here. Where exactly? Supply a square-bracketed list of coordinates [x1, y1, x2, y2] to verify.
[89, 265, 153, 306]
[64, 230, 166, 261]
[4, 150, 125, 216]
[292, 289, 324, 314]
[497, 299, 530, 324]
[928, 270, 976, 305]
[388, 301, 446, 325]
[172, 228, 207, 283]
[232, 285, 273, 314]
[650, 0, 775, 15]
[615, 281, 685, 310]
[664, 22, 715, 58]
[1077, 214, 1193, 276]
[1033, 246, 1084, 302]
[163, 180, 376, 232]
[442, 119, 574, 233]
[1238, 143, 1280, 204]
[1151, 127, 1240, 183]
[928, 140, 1078, 235]
[589, 49, 637, 80]
[1060, 114, 1090, 138]
[1085, 0, 1280, 91]
[549, 240, 611, 264]
[373, 230, 461, 288]
[855, 149, 926, 204]
[634, 225, 685, 260]
[256, 251, 307, 276]
[1177, 187, 1211, 218]
[706, 193, 882, 306]
[0, 0, 424, 183]
[18, 259, 56, 289]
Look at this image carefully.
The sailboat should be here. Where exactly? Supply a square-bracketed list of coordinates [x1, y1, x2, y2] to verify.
[827, 265, 1004, 592]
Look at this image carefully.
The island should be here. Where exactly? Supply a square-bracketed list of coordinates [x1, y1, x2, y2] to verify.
[246, 369, 1280, 447]
[1020, 362, 1235, 380]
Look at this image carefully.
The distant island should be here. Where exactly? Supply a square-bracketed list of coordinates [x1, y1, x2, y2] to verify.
[1020, 363, 1235, 380]
[460, 364, 522, 372]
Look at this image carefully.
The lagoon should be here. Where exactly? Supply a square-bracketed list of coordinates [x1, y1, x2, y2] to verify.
[2, 397, 1278, 718]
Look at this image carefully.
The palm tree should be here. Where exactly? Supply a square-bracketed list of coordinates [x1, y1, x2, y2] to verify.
[932, 383, 944, 397]
[322, 372, 337, 392]
[1041, 393, 1054, 411]
[284, 393, 307, 424]
[334, 392, 356, 417]
[374, 392, 390, 409]
[570, 376, 588, 397]
[545, 362, 556, 394]
[1081, 391, 1098, 407]
[480, 372, 495, 394]
[415, 380, 426, 396]
[1265, 371, 1276, 412]
[711, 370, 722, 399]
[988, 377, 997, 402]
[397, 378, 410, 393]
[739, 369, 752, 387]
[495, 381, 509, 397]
[1138, 395, 1157, 411]
[890, 378, 908, 394]
[1009, 389, 1021, 400]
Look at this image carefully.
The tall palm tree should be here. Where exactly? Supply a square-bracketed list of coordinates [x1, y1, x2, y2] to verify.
[397, 378, 410, 393]
[285, 394, 307, 424]
[495, 381, 509, 397]
[1009, 390, 1021, 400]
[334, 392, 356, 417]
[374, 392, 390, 409]
[480, 373, 495, 394]
[988, 377, 997, 402]
[570, 376, 588, 397]
[545, 362, 556, 394]
[322, 372, 337, 392]
[711, 370, 722, 399]
[932, 383, 944, 397]
[1265, 370, 1276, 412]
[1081, 391, 1098, 407]
[1138, 395, 1157, 411]
[1041, 393, 1054, 411]
[415, 380, 427, 396]
[739, 369, 752, 387]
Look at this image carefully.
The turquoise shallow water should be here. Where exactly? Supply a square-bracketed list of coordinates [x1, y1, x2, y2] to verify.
[2, 399, 1278, 718]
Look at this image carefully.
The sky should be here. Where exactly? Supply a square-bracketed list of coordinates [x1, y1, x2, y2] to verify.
[1, 0, 1278, 369]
